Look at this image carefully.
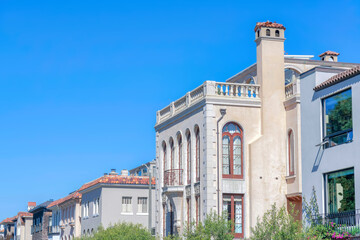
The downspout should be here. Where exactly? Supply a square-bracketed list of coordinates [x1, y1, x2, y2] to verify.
[217, 109, 227, 215]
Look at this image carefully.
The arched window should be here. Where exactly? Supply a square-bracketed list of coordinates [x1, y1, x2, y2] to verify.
[275, 30, 280, 37]
[186, 131, 191, 184]
[284, 68, 300, 86]
[257, 30, 260, 38]
[177, 134, 182, 170]
[266, 29, 270, 36]
[170, 138, 174, 170]
[222, 122, 243, 178]
[288, 130, 295, 176]
[195, 127, 200, 182]
[162, 142, 167, 184]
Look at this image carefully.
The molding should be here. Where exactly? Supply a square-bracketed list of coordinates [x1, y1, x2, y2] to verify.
[283, 96, 300, 109]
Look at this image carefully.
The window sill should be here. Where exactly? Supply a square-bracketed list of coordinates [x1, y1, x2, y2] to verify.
[136, 213, 148, 216]
[285, 175, 296, 180]
[92, 214, 99, 218]
[121, 212, 133, 215]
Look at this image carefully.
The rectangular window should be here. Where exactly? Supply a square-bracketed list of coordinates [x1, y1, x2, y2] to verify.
[326, 168, 355, 214]
[137, 197, 148, 213]
[122, 197, 132, 213]
[223, 194, 244, 238]
[323, 89, 352, 148]
[186, 198, 190, 226]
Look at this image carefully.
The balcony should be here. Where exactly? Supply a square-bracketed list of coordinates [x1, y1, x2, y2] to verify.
[52, 226, 60, 234]
[156, 81, 260, 125]
[164, 169, 183, 186]
[312, 209, 360, 227]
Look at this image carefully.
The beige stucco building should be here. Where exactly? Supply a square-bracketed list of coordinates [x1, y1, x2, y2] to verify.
[154, 21, 358, 239]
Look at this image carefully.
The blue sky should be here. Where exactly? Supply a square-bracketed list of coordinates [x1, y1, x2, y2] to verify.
[0, 0, 359, 219]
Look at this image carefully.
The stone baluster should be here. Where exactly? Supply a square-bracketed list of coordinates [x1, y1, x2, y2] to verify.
[228, 84, 233, 96]
[186, 92, 191, 106]
[170, 102, 175, 116]
[156, 111, 160, 124]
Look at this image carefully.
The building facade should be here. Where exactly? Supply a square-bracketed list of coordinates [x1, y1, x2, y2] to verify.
[301, 66, 360, 223]
[78, 169, 155, 235]
[14, 212, 33, 240]
[47, 191, 81, 240]
[154, 21, 359, 239]
[29, 201, 53, 240]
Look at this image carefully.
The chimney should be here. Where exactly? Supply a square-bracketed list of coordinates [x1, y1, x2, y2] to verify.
[109, 169, 118, 175]
[27, 202, 36, 211]
[121, 169, 129, 176]
[319, 51, 339, 62]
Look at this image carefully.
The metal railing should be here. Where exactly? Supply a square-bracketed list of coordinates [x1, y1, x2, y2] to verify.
[312, 209, 360, 228]
[164, 169, 183, 186]
[323, 129, 353, 148]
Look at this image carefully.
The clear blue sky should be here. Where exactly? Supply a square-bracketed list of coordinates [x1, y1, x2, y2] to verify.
[0, 0, 359, 219]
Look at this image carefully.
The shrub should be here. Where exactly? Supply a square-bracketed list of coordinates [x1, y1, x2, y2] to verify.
[183, 210, 234, 240]
[76, 222, 154, 240]
[250, 203, 302, 240]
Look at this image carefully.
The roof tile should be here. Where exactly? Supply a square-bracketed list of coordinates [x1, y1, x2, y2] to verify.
[254, 21, 286, 32]
[314, 66, 360, 91]
[319, 50, 340, 57]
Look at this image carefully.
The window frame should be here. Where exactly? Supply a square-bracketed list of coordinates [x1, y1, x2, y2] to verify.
[288, 130, 295, 176]
[222, 122, 244, 179]
[187, 133, 191, 185]
[195, 129, 200, 182]
[122, 197, 133, 214]
[223, 194, 244, 239]
[322, 88, 353, 148]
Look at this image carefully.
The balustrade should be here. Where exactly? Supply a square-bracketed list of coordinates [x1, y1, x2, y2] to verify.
[164, 169, 183, 186]
[156, 81, 261, 124]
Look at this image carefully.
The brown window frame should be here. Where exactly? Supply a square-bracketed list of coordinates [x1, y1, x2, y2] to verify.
[288, 130, 295, 176]
[223, 194, 244, 239]
[195, 129, 200, 182]
[187, 134, 191, 185]
[222, 122, 244, 179]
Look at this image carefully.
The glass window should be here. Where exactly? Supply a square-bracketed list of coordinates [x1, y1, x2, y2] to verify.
[137, 197, 148, 213]
[187, 133, 191, 184]
[323, 89, 352, 147]
[223, 195, 244, 238]
[288, 130, 295, 176]
[326, 168, 355, 214]
[196, 128, 200, 182]
[284, 68, 300, 86]
[222, 123, 243, 178]
[122, 197, 132, 213]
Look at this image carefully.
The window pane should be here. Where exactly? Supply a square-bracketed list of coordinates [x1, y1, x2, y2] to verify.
[222, 136, 230, 174]
[223, 200, 231, 222]
[223, 123, 240, 134]
[327, 169, 355, 214]
[234, 200, 242, 234]
[324, 89, 352, 146]
[233, 136, 241, 175]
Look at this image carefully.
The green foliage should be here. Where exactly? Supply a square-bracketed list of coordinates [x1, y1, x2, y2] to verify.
[75, 222, 154, 240]
[250, 203, 302, 240]
[303, 186, 321, 227]
[183, 211, 234, 240]
[327, 92, 352, 134]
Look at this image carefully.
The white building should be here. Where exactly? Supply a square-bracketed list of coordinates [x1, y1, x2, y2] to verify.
[154, 21, 359, 239]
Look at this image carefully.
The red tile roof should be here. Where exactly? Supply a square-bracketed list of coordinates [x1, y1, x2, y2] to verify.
[48, 191, 81, 208]
[28, 202, 36, 207]
[17, 212, 32, 218]
[79, 174, 156, 192]
[0, 216, 17, 225]
[319, 50, 340, 57]
[254, 21, 286, 32]
[314, 66, 360, 91]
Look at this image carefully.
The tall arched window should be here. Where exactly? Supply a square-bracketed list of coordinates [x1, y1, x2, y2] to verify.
[170, 138, 174, 170]
[162, 142, 167, 183]
[222, 122, 243, 179]
[288, 130, 295, 176]
[177, 134, 182, 170]
[195, 127, 200, 182]
[186, 131, 191, 184]
[275, 30, 280, 37]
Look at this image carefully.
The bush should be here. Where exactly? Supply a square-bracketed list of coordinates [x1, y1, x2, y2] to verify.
[183, 210, 234, 240]
[250, 203, 302, 240]
[76, 222, 154, 240]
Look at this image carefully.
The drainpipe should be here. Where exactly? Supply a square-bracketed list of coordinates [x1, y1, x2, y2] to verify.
[142, 163, 153, 233]
[217, 109, 227, 215]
